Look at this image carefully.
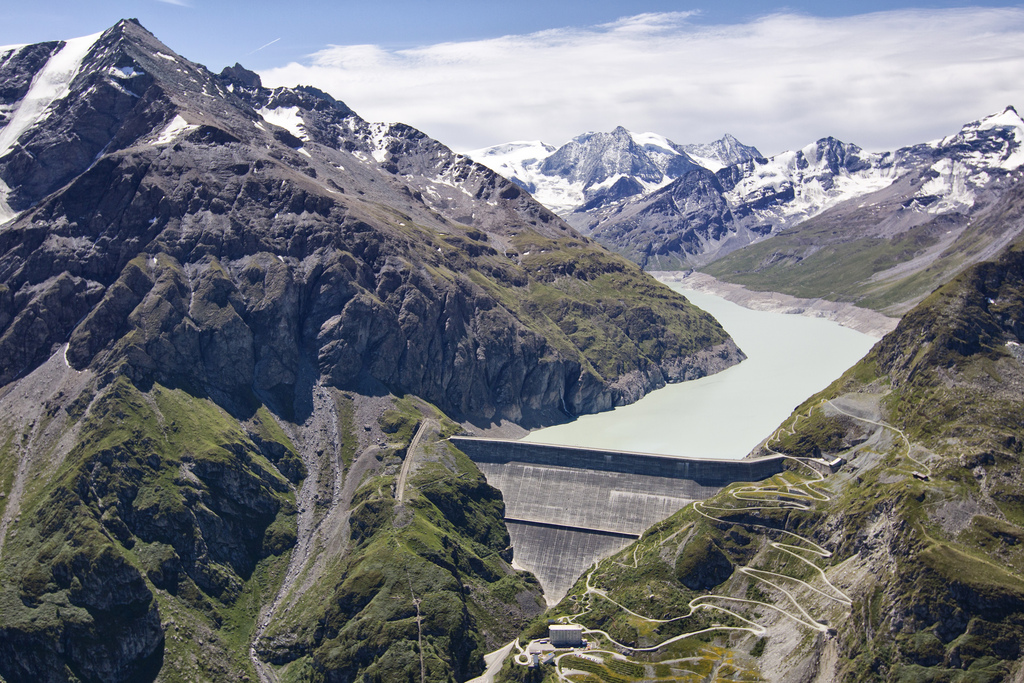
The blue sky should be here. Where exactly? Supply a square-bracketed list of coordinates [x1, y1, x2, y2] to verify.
[5, 2, 1024, 154]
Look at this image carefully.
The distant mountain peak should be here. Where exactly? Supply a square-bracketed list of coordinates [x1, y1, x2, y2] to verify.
[468, 128, 759, 216]
[679, 134, 762, 172]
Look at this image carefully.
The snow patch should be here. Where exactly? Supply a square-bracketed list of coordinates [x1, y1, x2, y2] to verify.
[298, 147, 311, 158]
[0, 31, 102, 159]
[258, 106, 308, 141]
[156, 52, 177, 61]
[685, 154, 725, 172]
[976, 108, 1024, 133]
[919, 158, 975, 212]
[629, 131, 676, 155]
[106, 78, 137, 99]
[0, 177, 16, 224]
[154, 114, 197, 145]
[367, 122, 397, 163]
[0, 31, 101, 215]
[110, 65, 143, 78]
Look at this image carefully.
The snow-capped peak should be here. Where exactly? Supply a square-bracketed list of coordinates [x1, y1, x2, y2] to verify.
[915, 106, 1024, 211]
[680, 134, 762, 172]
[972, 105, 1024, 134]
[466, 127, 750, 215]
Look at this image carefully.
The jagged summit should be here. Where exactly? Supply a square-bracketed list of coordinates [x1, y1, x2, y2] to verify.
[219, 62, 262, 89]
[678, 132, 761, 172]
[1, 18, 737, 420]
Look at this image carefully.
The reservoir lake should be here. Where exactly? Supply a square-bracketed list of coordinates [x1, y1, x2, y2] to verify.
[522, 286, 879, 459]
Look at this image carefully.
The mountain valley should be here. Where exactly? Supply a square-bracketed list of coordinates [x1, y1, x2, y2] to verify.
[1, 16, 1024, 683]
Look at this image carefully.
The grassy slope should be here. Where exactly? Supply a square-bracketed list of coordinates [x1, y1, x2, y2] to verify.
[702, 180, 1024, 315]
[0, 377, 298, 680]
[442, 228, 733, 385]
[260, 398, 545, 683]
[700, 218, 956, 314]
[0, 374, 548, 682]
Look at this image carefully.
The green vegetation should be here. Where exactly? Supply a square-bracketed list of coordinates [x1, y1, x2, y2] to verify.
[254, 401, 543, 682]
[0, 377, 299, 680]
[380, 401, 421, 445]
[461, 233, 734, 384]
[700, 216, 976, 314]
[505, 236, 1024, 678]
[750, 242, 1024, 680]
[770, 410, 858, 459]
[333, 390, 359, 468]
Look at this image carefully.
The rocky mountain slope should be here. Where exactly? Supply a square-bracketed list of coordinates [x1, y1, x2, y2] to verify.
[498, 222, 1024, 682]
[0, 20, 743, 682]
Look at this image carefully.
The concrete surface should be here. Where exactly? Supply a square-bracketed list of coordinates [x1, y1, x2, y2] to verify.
[453, 437, 786, 604]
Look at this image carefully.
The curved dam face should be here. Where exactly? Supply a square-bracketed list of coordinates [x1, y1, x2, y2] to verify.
[451, 437, 787, 604]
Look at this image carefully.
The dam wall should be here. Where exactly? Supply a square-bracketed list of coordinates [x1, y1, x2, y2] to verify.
[452, 438, 787, 483]
[451, 437, 787, 603]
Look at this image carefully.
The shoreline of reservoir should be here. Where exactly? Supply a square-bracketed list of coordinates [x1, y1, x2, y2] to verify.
[652, 271, 899, 339]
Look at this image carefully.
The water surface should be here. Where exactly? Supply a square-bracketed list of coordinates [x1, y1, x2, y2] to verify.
[522, 286, 877, 459]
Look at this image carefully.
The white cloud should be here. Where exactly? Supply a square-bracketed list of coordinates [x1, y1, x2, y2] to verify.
[259, 8, 1024, 155]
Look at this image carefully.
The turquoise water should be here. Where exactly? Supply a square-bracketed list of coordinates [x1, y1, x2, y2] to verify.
[522, 286, 878, 459]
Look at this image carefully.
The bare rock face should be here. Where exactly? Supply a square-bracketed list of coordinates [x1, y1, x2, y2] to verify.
[588, 168, 741, 269]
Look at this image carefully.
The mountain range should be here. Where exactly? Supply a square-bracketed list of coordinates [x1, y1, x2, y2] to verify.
[467, 127, 760, 217]
[471, 109, 1024, 315]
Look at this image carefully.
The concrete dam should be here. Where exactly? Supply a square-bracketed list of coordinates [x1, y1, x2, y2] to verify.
[450, 437, 788, 604]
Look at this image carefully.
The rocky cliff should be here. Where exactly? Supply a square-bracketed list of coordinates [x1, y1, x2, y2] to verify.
[0, 20, 740, 427]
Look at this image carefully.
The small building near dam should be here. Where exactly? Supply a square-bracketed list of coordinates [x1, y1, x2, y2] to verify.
[550, 624, 584, 648]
